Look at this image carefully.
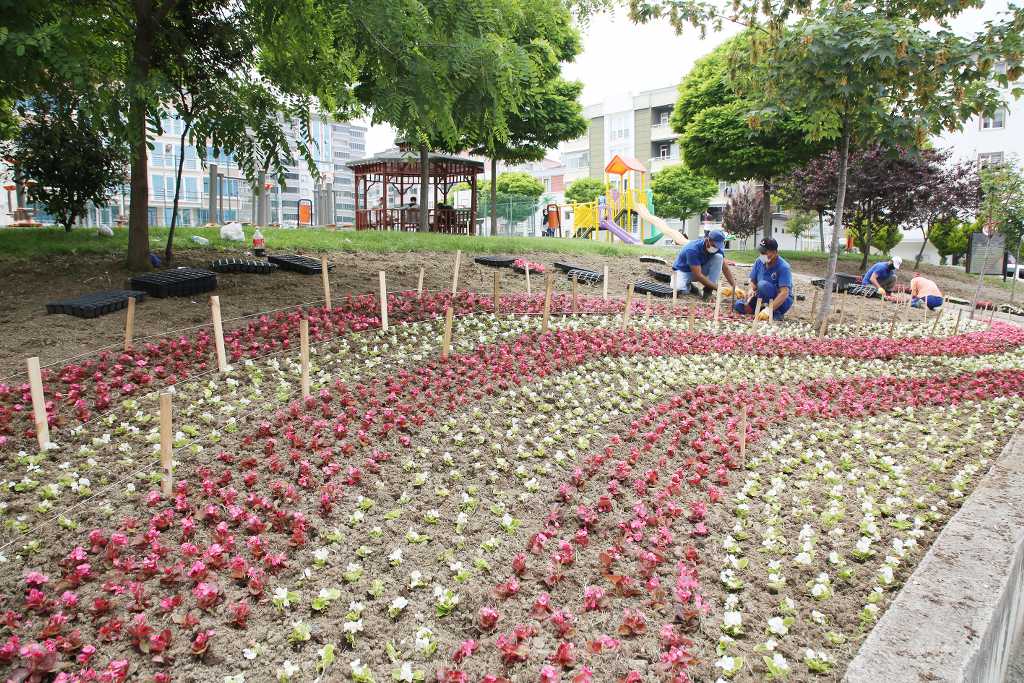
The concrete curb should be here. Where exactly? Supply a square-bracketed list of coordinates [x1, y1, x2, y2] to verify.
[844, 427, 1024, 682]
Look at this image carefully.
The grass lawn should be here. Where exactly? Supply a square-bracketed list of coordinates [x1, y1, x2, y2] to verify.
[0, 226, 681, 260]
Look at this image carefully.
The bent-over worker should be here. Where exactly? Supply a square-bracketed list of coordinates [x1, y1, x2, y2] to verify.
[734, 238, 793, 321]
[670, 229, 738, 300]
[862, 256, 902, 298]
[909, 274, 943, 310]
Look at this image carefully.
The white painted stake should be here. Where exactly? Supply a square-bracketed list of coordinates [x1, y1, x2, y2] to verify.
[379, 271, 389, 332]
[525, 264, 532, 295]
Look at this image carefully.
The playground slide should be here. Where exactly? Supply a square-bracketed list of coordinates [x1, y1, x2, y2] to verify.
[599, 217, 640, 245]
[633, 204, 687, 245]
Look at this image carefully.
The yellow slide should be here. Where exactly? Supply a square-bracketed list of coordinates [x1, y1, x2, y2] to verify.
[633, 204, 687, 245]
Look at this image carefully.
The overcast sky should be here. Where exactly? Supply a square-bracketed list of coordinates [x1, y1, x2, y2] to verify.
[361, 8, 742, 156]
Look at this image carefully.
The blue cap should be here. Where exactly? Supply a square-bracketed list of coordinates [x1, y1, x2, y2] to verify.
[707, 229, 726, 253]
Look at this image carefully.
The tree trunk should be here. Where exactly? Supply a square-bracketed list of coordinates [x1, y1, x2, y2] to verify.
[913, 224, 930, 271]
[817, 210, 825, 252]
[761, 179, 772, 240]
[126, 0, 156, 270]
[858, 225, 871, 271]
[490, 157, 498, 237]
[816, 117, 852, 330]
[418, 143, 429, 233]
[165, 122, 190, 264]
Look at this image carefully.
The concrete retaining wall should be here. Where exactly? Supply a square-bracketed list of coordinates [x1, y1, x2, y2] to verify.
[844, 428, 1024, 682]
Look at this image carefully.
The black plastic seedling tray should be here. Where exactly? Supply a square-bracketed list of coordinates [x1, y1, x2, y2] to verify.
[564, 268, 602, 286]
[647, 268, 671, 283]
[210, 258, 279, 274]
[473, 256, 517, 268]
[553, 261, 590, 274]
[47, 290, 148, 319]
[130, 268, 217, 298]
[632, 280, 674, 298]
[268, 254, 332, 274]
[640, 256, 669, 265]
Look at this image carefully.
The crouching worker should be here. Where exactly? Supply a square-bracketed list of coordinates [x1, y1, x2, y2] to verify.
[670, 229, 739, 300]
[734, 238, 794, 321]
[862, 256, 902, 298]
[909, 273, 943, 310]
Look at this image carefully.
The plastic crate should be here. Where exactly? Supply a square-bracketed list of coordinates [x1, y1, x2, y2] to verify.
[130, 268, 218, 298]
[46, 290, 148, 319]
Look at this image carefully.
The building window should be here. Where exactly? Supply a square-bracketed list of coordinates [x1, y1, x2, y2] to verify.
[658, 111, 670, 126]
[981, 109, 1006, 130]
[658, 144, 670, 159]
[978, 151, 1005, 167]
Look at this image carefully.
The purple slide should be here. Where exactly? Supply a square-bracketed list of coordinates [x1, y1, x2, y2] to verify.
[600, 217, 640, 245]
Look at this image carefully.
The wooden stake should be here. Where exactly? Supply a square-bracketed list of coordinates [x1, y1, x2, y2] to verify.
[888, 306, 899, 338]
[645, 291, 652, 318]
[451, 250, 462, 295]
[810, 288, 820, 322]
[379, 271, 389, 332]
[321, 255, 332, 310]
[931, 309, 943, 336]
[493, 271, 501, 315]
[299, 318, 310, 398]
[752, 297, 763, 333]
[210, 295, 227, 373]
[602, 266, 609, 301]
[441, 305, 454, 360]
[988, 304, 997, 326]
[417, 266, 425, 296]
[688, 304, 695, 332]
[953, 309, 963, 335]
[712, 285, 723, 331]
[837, 298, 846, 327]
[159, 392, 173, 497]
[541, 272, 554, 332]
[526, 264, 532, 295]
[738, 407, 748, 464]
[26, 357, 50, 450]
[572, 274, 579, 314]
[621, 284, 635, 330]
[123, 296, 136, 352]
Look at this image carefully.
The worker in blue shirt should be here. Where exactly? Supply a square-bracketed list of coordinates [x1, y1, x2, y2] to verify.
[734, 238, 794, 320]
[670, 229, 739, 300]
[862, 256, 903, 298]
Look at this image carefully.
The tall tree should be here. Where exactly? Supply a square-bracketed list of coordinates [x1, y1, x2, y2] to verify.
[565, 178, 606, 204]
[650, 163, 718, 221]
[672, 33, 824, 240]
[721, 185, 763, 241]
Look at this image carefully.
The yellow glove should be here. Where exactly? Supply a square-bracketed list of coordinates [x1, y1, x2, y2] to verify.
[734, 287, 746, 299]
[719, 285, 733, 297]
[877, 288, 886, 298]
[756, 308, 771, 321]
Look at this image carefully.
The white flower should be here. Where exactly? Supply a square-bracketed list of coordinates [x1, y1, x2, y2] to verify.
[766, 617, 788, 636]
[878, 565, 894, 585]
[395, 663, 414, 682]
[723, 611, 742, 628]
[771, 653, 789, 671]
[811, 610, 826, 625]
[811, 583, 828, 598]
[342, 619, 363, 634]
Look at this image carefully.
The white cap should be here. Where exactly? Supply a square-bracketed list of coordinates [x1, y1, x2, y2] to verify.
[892, 256, 903, 270]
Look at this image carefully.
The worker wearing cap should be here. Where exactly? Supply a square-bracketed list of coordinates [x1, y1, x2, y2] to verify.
[862, 256, 902, 298]
[909, 273, 943, 310]
[734, 238, 793, 320]
[671, 229, 739, 300]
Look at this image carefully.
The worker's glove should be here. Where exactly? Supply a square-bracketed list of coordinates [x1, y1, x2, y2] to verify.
[719, 285, 734, 297]
[877, 288, 886, 298]
[733, 287, 746, 299]
[756, 308, 771, 321]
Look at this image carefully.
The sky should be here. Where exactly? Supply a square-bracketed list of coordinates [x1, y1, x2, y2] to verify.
[361, 7, 742, 156]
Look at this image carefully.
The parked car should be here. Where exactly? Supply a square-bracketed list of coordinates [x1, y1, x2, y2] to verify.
[1006, 254, 1024, 279]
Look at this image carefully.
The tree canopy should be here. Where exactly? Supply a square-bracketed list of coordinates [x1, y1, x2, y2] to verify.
[722, 186, 763, 240]
[650, 163, 718, 220]
[565, 178, 606, 204]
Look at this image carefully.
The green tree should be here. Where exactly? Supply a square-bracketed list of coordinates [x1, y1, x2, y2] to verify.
[785, 209, 816, 244]
[650, 163, 717, 220]
[929, 217, 971, 265]
[565, 178, 606, 204]
[12, 91, 127, 231]
[673, 34, 824, 240]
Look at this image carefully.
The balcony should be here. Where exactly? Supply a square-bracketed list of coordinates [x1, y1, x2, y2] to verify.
[648, 155, 680, 173]
[650, 122, 676, 141]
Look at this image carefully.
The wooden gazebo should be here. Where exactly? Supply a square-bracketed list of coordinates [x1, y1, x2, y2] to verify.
[349, 149, 484, 234]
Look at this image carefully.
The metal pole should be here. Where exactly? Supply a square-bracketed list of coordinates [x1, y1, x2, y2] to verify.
[207, 163, 218, 225]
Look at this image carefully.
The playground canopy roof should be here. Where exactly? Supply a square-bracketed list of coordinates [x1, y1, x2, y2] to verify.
[605, 155, 647, 176]
[347, 150, 485, 177]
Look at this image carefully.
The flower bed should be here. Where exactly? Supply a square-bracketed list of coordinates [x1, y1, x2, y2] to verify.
[0, 294, 1020, 682]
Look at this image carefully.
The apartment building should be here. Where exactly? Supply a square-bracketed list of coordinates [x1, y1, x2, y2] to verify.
[2, 113, 366, 227]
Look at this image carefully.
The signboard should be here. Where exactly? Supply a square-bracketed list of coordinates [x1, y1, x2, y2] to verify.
[966, 231, 1005, 275]
[298, 200, 313, 226]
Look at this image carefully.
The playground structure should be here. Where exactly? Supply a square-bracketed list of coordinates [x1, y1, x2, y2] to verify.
[570, 155, 686, 245]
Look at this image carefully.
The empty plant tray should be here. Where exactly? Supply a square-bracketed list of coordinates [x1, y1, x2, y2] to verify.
[210, 258, 279, 274]
[47, 290, 148, 319]
[129, 268, 218, 298]
[632, 280, 674, 298]
[268, 254, 332, 274]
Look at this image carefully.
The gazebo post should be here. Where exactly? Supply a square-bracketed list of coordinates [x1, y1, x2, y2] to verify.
[470, 172, 478, 236]
[354, 172, 361, 229]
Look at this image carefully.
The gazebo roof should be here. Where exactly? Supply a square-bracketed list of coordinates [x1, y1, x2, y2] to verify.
[348, 149, 484, 176]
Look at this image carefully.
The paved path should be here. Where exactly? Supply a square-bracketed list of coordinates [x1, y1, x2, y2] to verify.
[1008, 642, 1024, 682]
